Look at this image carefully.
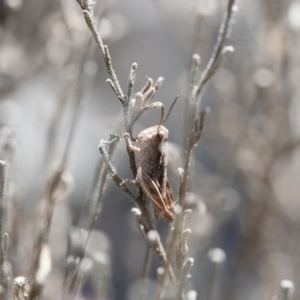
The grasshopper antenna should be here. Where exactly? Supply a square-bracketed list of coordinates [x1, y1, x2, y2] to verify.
[158, 95, 178, 131]
[159, 105, 165, 127]
[162, 95, 179, 125]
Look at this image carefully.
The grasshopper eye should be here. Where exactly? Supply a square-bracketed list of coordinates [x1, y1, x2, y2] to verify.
[147, 134, 154, 141]
[158, 130, 165, 139]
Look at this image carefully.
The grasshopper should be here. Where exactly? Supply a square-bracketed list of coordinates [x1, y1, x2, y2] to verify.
[125, 97, 178, 222]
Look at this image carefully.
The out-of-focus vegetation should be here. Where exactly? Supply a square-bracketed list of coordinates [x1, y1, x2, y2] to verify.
[0, 0, 300, 299]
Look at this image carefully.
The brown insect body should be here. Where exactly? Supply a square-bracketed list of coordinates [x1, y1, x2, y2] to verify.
[135, 125, 175, 222]
[125, 97, 178, 222]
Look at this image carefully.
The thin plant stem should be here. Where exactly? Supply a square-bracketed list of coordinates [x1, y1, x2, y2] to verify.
[0, 161, 6, 288]
[194, 0, 236, 98]
[29, 29, 96, 300]
[82, 10, 124, 100]
[76, 0, 177, 292]
[207, 248, 226, 300]
[139, 246, 153, 300]
[65, 136, 119, 298]
[98, 138, 176, 283]
[279, 280, 295, 300]
[61, 37, 95, 169]
[180, 0, 236, 207]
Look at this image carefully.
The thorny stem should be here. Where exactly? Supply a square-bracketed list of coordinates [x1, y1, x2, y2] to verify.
[44, 3, 96, 170]
[179, 146, 193, 207]
[0, 128, 17, 164]
[125, 101, 139, 178]
[0, 162, 12, 300]
[126, 144, 138, 179]
[128, 63, 138, 100]
[155, 208, 192, 300]
[132, 211, 175, 284]
[155, 238, 176, 284]
[208, 264, 220, 300]
[178, 258, 193, 300]
[129, 101, 164, 129]
[155, 225, 179, 299]
[124, 69, 165, 181]
[98, 139, 173, 289]
[155, 1, 236, 298]
[83, 163, 110, 250]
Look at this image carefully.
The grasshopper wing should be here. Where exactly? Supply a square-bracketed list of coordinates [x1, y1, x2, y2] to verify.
[137, 167, 174, 222]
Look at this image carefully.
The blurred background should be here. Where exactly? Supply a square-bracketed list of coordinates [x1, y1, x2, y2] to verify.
[1, 0, 300, 299]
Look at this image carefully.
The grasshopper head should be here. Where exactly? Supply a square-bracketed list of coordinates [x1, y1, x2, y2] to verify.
[136, 125, 169, 146]
[136, 96, 177, 147]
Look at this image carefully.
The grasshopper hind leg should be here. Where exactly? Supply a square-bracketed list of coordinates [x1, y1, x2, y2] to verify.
[150, 201, 162, 220]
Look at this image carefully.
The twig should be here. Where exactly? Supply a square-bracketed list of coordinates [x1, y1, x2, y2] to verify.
[82, 9, 124, 101]
[278, 280, 295, 300]
[207, 248, 226, 300]
[77, 0, 177, 292]
[65, 135, 119, 298]
[29, 11, 97, 298]
[180, 0, 236, 207]
[0, 161, 6, 289]
[99, 138, 138, 202]
[99, 140, 176, 282]
[128, 62, 138, 100]
[139, 247, 153, 300]
[194, 0, 236, 98]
